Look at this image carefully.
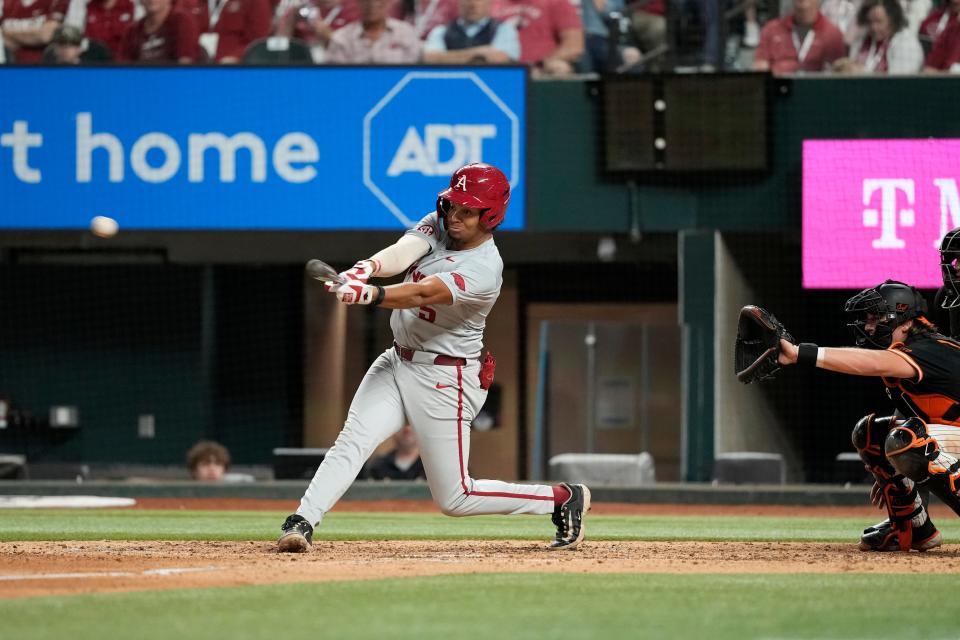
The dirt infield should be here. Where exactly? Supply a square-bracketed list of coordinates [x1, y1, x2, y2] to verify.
[3, 540, 960, 600]
[3, 499, 959, 599]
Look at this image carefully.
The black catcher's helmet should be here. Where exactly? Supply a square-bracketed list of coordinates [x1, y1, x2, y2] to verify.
[940, 227, 960, 309]
[844, 279, 928, 349]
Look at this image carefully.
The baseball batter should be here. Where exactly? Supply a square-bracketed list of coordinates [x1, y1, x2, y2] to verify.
[278, 163, 590, 552]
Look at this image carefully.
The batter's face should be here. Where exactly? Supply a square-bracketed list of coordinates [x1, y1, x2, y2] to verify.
[445, 201, 490, 249]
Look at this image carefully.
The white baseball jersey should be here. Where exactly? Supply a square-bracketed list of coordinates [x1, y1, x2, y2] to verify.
[390, 212, 503, 359]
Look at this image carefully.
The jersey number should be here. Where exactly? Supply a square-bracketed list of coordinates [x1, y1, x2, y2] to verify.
[418, 306, 437, 323]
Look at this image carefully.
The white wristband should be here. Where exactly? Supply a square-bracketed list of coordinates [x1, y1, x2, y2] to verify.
[816, 347, 825, 367]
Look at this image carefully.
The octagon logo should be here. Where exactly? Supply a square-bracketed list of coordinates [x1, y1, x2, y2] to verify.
[363, 72, 520, 227]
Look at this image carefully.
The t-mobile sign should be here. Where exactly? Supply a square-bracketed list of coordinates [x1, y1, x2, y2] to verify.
[803, 139, 960, 289]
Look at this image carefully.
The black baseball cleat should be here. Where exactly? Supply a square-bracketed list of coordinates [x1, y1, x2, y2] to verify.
[859, 517, 942, 552]
[278, 514, 314, 553]
[549, 483, 591, 550]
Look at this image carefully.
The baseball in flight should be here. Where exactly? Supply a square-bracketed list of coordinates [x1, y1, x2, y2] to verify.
[90, 216, 119, 238]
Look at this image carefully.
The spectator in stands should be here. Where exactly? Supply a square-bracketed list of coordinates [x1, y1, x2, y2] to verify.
[579, 0, 642, 72]
[326, 0, 421, 63]
[832, 0, 922, 72]
[919, 0, 960, 54]
[120, 0, 199, 61]
[837, 0, 930, 45]
[820, 0, 859, 43]
[923, 15, 960, 70]
[72, 0, 137, 58]
[422, 0, 520, 63]
[629, 0, 666, 54]
[365, 425, 426, 481]
[274, 0, 360, 61]
[900, 0, 930, 35]
[187, 440, 231, 482]
[491, 0, 584, 76]
[753, 0, 846, 73]
[176, 0, 208, 33]
[391, 0, 459, 39]
[45, 22, 113, 61]
[47, 21, 83, 60]
[1, 0, 66, 63]
[207, 0, 272, 62]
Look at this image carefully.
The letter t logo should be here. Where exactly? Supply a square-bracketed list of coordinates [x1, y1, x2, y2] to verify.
[862, 179, 915, 249]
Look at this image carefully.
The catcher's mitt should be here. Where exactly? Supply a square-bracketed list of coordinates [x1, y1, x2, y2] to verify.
[734, 305, 796, 384]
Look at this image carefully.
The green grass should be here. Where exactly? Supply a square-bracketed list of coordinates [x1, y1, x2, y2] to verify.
[3, 573, 958, 640]
[3, 509, 960, 542]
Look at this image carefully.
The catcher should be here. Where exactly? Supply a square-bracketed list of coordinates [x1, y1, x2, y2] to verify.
[736, 280, 960, 551]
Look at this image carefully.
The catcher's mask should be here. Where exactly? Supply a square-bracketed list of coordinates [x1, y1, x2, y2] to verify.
[844, 279, 928, 349]
[940, 227, 960, 309]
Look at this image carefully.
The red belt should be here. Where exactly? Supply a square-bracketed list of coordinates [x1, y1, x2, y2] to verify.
[394, 343, 466, 366]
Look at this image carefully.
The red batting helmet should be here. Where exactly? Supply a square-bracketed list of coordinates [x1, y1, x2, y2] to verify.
[436, 163, 510, 230]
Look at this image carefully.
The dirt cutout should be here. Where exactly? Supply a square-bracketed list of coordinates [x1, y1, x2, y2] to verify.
[3, 500, 959, 600]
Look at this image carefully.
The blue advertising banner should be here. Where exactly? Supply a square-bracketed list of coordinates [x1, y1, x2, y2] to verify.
[0, 67, 526, 230]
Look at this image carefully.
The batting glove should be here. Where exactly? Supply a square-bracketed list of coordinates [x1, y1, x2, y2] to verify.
[334, 280, 378, 305]
[325, 259, 379, 292]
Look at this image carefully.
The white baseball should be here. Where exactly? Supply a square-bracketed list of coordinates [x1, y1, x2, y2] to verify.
[90, 216, 119, 238]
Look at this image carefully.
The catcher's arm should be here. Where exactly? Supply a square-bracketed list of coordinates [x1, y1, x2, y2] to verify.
[778, 340, 918, 379]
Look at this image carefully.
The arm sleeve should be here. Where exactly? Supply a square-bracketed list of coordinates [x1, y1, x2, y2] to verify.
[369, 234, 432, 277]
[402, 212, 443, 251]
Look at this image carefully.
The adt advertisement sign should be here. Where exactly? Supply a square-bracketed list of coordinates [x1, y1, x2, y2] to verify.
[0, 67, 526, 230]
[364, 72, 520, 228]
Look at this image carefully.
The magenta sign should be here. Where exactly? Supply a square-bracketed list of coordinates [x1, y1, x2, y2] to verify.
[802, 139, 960, 289]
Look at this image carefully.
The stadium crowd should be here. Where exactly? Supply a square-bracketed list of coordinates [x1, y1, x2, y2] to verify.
[1, 0, 959, 73]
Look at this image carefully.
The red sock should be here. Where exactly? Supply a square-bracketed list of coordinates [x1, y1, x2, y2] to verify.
[553, 484, 571, 506]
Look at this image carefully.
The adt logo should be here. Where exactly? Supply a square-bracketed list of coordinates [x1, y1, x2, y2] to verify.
[364, 72, 519, 227]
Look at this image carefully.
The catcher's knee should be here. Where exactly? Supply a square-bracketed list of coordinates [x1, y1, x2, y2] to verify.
[853, 414, 897, 460]
[884, 418, 937, 483]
